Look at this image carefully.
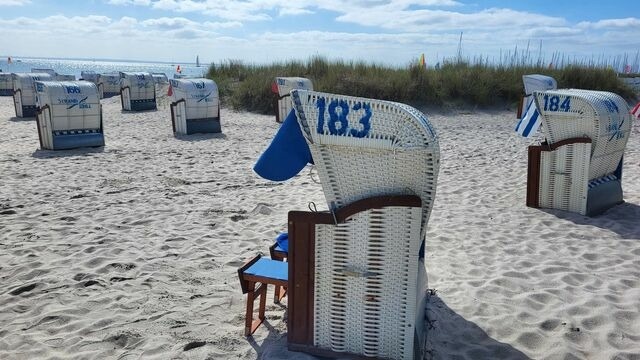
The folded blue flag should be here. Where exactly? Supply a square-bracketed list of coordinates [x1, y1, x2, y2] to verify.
[253, 109, 313, 181]
[514, 100, 541, 138]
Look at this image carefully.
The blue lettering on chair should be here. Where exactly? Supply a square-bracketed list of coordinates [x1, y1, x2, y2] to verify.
[602, 99, 619, 113]
[327, 99, 350, 136]
[64, 85, 81, 94]
[607, 119, 625, 141]
[66, 96, 90, 110]
[350, 102, 372, 138]
[196, 91, 213, 102]
[315, 97, 372, 137]
[543, 95, 571, 112]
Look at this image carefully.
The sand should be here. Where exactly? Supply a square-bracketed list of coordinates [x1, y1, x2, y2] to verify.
[0, 93, 638, 360]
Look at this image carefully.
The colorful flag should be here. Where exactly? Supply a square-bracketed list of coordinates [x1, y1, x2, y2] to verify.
[515, 100, 541, 137]
[631, 102, 640, 119]
[419, 53, 426, 68]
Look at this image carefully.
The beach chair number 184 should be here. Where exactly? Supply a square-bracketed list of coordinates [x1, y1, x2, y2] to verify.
[315, 97, 372, 138]
[542, 94, 571, 112]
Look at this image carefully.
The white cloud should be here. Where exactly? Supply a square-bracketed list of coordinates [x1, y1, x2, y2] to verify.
[0, 0, 30, 5]
[141, 17, 241, 30]
[333, 7, 566, 32]
[107, 0, 151, 5]
[522, 26, 583, 38]
[278, 7, 314, 16]
[0, 14, 242, 39]
[578, 17, 640, 30]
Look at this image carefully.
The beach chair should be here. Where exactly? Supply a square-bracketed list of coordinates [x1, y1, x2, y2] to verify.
[35, 81, 104, 150]
[272, 77, 313, 123]
[151, 73, 169, 85]
[526, 89, 631, 216]
[517, 74, 557, 119]
[97, 73, 120, 99]
[120, 72, 157, 111]
[237, 255, 288, 336]
[12, 73, 54, 117]
[0, 73, 14, 96]
[80, 71, 99, 84]
[169, 78, 221, 135]
[285, 90, 440, 360]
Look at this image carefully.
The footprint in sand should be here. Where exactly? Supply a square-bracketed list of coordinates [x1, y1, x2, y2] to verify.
[9, 283, 39, 296]
[183, 341, 206, 351]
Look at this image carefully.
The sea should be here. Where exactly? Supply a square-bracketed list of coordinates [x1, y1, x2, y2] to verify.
[0, 56, 206, 79]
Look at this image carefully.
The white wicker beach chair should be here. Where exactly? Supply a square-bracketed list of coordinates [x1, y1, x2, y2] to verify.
[0, 73, 15, 96]
[12, 73, 54, 117]
[518, 74, 557, 119]
[287, 90, 439, 360]
[119, 72, 157, 111]
[526, 89, 631, 216]
[35, 81, 104, 150]
[272, 77, 313, 123]
[169, 78, 220, 135]
[97, 73, 120, 99]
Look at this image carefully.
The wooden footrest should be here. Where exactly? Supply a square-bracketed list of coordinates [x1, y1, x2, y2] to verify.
[237, 255, 288, 336]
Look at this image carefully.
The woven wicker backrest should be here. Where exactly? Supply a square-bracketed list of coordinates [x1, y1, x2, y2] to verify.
[533, 89, 631, 179]
[291, 90, 440, 233]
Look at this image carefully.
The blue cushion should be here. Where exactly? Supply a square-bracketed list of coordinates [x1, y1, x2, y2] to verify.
[245, 258, 288, 282]
[253, 109, 313, 181]
[275, 232, 288, 253]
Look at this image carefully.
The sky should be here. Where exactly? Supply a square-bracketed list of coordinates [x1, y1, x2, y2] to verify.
[0, 0, 639, 66]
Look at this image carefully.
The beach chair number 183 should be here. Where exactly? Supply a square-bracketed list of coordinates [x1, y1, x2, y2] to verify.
[315, 97, 372, 138]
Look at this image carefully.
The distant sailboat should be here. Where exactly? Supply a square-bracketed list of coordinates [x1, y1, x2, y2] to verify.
[196, 55, 200, 67]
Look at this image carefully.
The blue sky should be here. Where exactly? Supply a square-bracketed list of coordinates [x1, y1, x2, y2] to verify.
[0, 0, 638, 67]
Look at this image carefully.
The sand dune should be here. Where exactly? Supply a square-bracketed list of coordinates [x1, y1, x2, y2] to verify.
[0, 95, 638, 359]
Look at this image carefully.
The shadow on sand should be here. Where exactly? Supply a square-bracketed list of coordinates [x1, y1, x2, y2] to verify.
[9, 116, 34, 122]
[120, 109, 158, 114]
[174, 133, 227, 142]
[246, 294, 530, 360]
[31, 146, 105, 159]
[425, 293, 531, 360]
[543, 201, 640, 239]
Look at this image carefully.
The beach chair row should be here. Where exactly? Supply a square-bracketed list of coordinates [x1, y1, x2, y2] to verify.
[4, 72, 222, 150]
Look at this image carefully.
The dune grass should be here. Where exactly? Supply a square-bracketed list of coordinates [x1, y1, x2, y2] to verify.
[207, 56, 637, 114]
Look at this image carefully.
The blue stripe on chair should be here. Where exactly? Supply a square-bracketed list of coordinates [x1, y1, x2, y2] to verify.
[588, 174, 618, 189]
[53, 128, 102, 136]
[245, 258, 288, 282]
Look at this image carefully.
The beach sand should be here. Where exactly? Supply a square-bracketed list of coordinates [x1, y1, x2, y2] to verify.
[0, 93, 638, 359]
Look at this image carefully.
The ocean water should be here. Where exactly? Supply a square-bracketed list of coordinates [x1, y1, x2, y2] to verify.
[0, 57, 206, 79]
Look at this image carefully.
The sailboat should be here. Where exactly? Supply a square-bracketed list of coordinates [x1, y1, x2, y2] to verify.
[196, 55, 200, 67]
